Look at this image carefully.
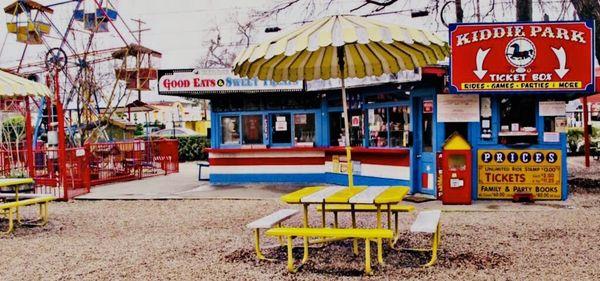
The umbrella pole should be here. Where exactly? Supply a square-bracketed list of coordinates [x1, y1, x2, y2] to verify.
[338, 46, 353, 188]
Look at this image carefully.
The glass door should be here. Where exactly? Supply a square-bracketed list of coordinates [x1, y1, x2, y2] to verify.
[413, 97, 436, 196]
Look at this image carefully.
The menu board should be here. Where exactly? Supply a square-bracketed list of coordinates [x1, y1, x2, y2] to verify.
[539, 101, 566, 116]
[478, 149, 562, 199]
[437, 94, 480, 122]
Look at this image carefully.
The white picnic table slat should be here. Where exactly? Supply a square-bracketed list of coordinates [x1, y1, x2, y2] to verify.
[348, 186, 388, 204]
[410, 210, 441, 233]
[300, 186, 346, 203]
[246, 208, 300, 229]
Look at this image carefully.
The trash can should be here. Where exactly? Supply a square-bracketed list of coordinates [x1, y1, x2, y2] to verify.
[197, 161, 210, 181]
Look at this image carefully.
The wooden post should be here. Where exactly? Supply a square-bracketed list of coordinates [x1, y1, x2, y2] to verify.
[583, 96, 590, 167]
[455, 0, 463, 23]
[516, 0, 532, 22]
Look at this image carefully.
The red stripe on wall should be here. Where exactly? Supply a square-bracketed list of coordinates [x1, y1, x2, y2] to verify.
[325, 153, 410, 166]
[209, 157, 325, 166]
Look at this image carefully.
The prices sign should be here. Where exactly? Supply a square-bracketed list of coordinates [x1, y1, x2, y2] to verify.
[477, 149, 562, 200]
[450, 22, 595, 93]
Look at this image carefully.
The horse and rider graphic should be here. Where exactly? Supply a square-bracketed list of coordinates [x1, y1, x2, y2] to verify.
[505, 38, 536, 71]
[507, 43, 534, 60]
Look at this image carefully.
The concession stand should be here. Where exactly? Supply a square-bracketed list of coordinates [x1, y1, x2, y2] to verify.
[158, 21, 594, 202]
[158, 67, 443, 196]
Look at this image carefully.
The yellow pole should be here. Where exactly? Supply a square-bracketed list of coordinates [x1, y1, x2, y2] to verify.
[338, 46, 354, 188]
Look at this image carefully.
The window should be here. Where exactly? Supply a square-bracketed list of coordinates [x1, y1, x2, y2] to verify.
[500, 97, 536, 132]
[294, 113, 315, 145]
[499, 97, 538, 144]
[242, 115, 263, 144]
[368, 105, 410, 148]
[271, 113, 291, 144]
[422, 110, 433, 152]
[221, 116, 240, 145]
[389, 106, 410, 147]
[369, 108, 388, 147]
[329, 111, 363, 147]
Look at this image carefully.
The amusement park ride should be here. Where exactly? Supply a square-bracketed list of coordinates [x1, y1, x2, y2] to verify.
[4, 0, 161, 142]
[1, 0, 164, 198]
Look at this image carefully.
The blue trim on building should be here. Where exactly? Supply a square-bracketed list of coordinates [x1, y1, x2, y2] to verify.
[324, 173, 410, 187]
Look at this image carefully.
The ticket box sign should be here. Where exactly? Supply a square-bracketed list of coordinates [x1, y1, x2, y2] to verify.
[477, 149, 562, 199]
[449, 21, 594, 93]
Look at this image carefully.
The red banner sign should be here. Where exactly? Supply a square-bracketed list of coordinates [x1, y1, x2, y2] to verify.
[450, 21, 595, 93]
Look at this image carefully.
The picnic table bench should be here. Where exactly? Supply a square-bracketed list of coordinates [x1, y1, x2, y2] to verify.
[0, 178, 56, 235]
[246, 208, 299, 260]
[406, 210, 442, 267]
[266, 227, 393, 274]
[277, 185, 408, 274]
[0, 196, 55, 235]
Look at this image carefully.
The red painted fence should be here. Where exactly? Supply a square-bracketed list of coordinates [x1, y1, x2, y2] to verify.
[1, 139, 179, 200]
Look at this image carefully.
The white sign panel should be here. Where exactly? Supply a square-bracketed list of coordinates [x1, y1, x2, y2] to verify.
[306, 69, 422, 91]
[539, 101, 566, 116]
[158, 68, 302, 95]
[437, 94, 480, 122]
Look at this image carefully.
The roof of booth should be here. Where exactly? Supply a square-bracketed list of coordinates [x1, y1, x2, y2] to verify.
[0, 70, 51, 98]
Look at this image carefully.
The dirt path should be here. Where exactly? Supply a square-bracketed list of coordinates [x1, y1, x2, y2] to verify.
[1, 191, 599, 280]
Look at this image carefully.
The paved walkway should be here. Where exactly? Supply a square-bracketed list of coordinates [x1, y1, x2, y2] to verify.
[76, 162, 578, 212]
[76, 162, 304, 200]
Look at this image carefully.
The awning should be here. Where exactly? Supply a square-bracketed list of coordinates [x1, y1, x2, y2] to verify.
[0, 70, 51, 98]
[233, 15, 448, 82]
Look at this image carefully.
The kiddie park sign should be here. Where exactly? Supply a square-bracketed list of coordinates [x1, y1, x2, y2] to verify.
[157, 68, 302, 96]
[449, 21, 595, 93]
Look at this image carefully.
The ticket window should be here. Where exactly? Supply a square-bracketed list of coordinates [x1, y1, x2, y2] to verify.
[499, 97, 538, 145]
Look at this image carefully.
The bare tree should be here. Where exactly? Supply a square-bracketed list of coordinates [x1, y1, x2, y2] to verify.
[198, 19, 255, 69]
[570, 0, 600, 61]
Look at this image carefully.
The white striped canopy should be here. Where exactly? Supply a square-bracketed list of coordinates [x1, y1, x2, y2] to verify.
[233, 15, 449, 82]
[0, 70, 51, 98]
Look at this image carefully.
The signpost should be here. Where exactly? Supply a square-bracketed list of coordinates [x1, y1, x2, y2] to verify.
[450, 21, 595, 93]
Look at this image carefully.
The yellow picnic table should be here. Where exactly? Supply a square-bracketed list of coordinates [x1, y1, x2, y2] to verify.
[280, 185, 409, 265]
[0, 178, 54, 235]
[0, 178, 35, 211]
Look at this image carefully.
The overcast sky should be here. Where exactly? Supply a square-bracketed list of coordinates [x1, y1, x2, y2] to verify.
[0, 0, 582, 101]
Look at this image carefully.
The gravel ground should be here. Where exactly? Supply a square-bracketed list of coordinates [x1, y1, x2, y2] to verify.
[1, 190, 600, 281]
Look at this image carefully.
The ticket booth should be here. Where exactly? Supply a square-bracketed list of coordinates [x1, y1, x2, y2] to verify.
[440, 132, 472, 205]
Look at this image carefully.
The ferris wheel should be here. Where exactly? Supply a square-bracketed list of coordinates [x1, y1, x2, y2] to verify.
[2, 0, 160, 145]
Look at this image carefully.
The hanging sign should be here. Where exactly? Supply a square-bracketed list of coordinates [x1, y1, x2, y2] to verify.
[158, 68, 302, 96]
[437, 94, 480, 122]
[539, 101, 566, 116]
[423, 100, 434, 113]
[450, 21, 594, 93]
[477, 149, 562, 199]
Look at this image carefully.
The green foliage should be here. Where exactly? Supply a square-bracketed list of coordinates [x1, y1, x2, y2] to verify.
[134, 123, 144, 136]
[176, 136, 210, 162]
[567, 128, 583, 154]
[1, 115, 25, 142]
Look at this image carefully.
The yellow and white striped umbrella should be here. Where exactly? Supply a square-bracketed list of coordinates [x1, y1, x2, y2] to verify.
[0, 70, 51, 98]
[233, 14, 448, 82]
[232, 15, 448, 187]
